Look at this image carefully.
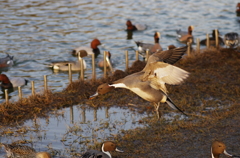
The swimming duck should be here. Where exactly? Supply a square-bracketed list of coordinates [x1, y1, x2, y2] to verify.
[126, 20, 147, 31]
[81, 141, 123, 158]
[200, 30, 224, 46]
[236, 3, 240, 14]
[0, 74, 28, 89]
[177, 25, 194, 44]
[211, 140, 240, 158]
[2, 143, 51, 158]
[90, 46, 189, 119]
[72, 39, 101, 58]
[224, 32, 239, 48]
[49, 55, 87, 71]
[98, 51, 112, 68]
[0, 54, 14, 70]
[135, 32, 163, 57]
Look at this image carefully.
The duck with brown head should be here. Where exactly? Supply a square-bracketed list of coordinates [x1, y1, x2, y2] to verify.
[72, 38, 101, 58]
[177, 25, 194, 44]
[211, 140, 240, 158]
[90, 46, 189, 119]
[126, 20, 147, 31]
[81, 141, 123, 158]
[0, 74, 28, 89]
[135, 32, 163, 57]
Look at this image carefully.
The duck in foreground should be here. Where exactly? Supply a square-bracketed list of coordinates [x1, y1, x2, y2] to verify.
[0, 74, 28, 89]
[224, 32, 239, 48]
[72, 38, 101, 58]
[81, 141, 123, 158]
[200, 30, 224, 46]
[211, 140, 240, 158]
[0, 54, 14, 70]
[49, 54, 87, 71]
[1, 143, 51, 158]
[177, 25, 194, 44]
[126, 20, 147, 31]
[135, 32, 163, 57]
[90, 46, 189, 119]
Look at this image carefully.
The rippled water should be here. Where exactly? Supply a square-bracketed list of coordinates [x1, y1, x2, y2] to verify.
[0, 0, 239, 102]
[0, 0, 239, 157]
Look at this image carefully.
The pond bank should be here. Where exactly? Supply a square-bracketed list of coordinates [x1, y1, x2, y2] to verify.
[0, 47, 240, 157]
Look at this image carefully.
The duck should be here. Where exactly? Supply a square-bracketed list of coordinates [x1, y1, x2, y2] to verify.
[1, 143, 51, 158]
[200, 30, 224, 46]
[49, 55, 87, 71]
[126, 20, 147, 31]
[81, 141, 123, 158]
[236, 3, 240, 14]
[135, 32, 163, 57]
[177, 25, 194, 44]
[98, 51, 112, 68]
[0, 74, 28, 89]
[90, 46, 189, 119]
[211, 140, 240, 158]
[0, 54, 14, 70]
[224, 32, 239, 48]
[72, 39, 101, 58]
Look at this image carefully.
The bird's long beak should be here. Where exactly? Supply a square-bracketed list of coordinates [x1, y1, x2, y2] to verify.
[89, 92, 99, 99]
[115, 148, 124, 152]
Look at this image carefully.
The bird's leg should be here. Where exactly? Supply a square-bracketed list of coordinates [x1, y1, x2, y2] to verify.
[154, 103, 161, 119]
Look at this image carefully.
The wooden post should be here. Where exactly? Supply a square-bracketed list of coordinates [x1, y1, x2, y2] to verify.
[92, 54, 96, 82]
[5, 89, 8, 104]
[79, 57, 84, 81]
[18, 86, 22, 100]
[145, 50, 149, 62]
[187, 42, 191, 56]
[103, 51, 107, 79]
[196, 38, 200, 53]
[135, 50, 139, 61]
[31, 81, 35, 96]
[125, 50, 129, 71]
[44, 75, 48, 92]
[68, 63, 72, 84]
[206, 33, 209, 48]
[215, 29, 219, 48]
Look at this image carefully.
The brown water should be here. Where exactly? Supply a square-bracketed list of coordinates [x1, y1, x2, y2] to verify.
[0, 0, 239, 157]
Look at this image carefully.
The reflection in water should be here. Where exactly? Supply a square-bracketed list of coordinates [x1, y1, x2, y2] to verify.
[0, 105, 148, 157]
[126, 30, 133, 40]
